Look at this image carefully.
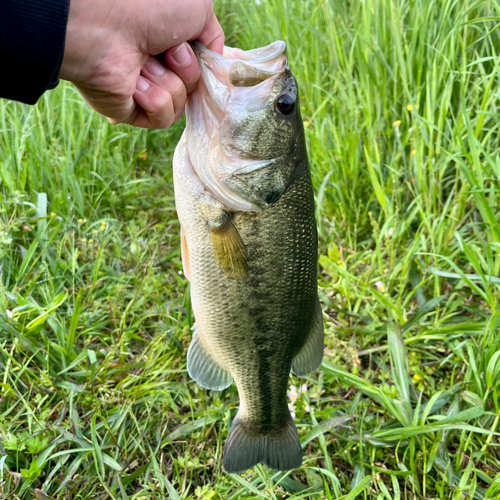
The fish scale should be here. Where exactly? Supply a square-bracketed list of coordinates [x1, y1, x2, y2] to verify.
[173, 41, 324, 473]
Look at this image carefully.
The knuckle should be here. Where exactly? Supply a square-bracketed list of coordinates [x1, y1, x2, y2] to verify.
[107, 107, 137, 126]
[171, 78, 187, 99]
[174, 106, 186, 122]
[150, 93, 174, 129]
[157, 90, 174, 111]
[153, 112, 174, 129]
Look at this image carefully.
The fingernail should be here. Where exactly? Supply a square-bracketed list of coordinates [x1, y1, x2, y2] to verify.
[136, 76, 150, 92]
[172, 43, 191, 66]
[145, 58, 165, 77]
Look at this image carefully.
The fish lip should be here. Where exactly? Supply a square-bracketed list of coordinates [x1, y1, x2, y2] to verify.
[192, 40, 287, 65]
[190, 41, 224, 61]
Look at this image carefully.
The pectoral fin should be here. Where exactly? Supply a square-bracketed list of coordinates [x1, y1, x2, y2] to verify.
[187, 326, 233, 390]
[209, 214, 248, 278]
[291, 299, 324, 376]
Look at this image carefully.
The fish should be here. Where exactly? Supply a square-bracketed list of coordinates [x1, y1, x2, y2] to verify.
[173, 40, 324, 474]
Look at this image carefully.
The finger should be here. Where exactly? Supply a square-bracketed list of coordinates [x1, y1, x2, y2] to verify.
[164, 43, 201, 95]
[120, 76, 176, 129]
[77, 86, 139, 126]
[143, 0, 224, 55]
[175, 104, 185, 122]
[142, 57, 190, 116]
[198, 9, 225, 54]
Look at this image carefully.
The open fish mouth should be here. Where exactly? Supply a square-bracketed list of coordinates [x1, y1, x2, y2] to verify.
[188, 40, 289, 122]
[193, 40, 287, 88]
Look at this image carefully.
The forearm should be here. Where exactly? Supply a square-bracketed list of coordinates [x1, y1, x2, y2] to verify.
[0, 0, 70, 104]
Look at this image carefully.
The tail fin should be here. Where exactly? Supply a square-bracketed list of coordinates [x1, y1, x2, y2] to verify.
[223, 412, 302, 474]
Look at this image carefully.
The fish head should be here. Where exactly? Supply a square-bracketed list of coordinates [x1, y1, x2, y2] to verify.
[186, 41, 305, 211]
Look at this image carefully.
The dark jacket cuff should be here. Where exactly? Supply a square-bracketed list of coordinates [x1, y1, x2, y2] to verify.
[0, 0, 70, 104]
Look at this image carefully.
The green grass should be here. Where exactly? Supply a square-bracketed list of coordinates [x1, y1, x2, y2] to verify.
[1, 0, 500, 497]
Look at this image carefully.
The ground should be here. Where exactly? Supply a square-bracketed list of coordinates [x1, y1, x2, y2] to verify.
[1, 0, 500, 498]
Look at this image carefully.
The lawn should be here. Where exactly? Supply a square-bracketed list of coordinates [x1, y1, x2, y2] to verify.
[1, 0, 500, 498]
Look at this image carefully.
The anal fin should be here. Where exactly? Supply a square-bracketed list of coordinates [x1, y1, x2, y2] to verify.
[187, 327, 233, 390]
[291, 298, 324, 376]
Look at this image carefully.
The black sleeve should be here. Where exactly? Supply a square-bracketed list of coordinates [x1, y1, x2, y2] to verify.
[0, 0, 70, 105]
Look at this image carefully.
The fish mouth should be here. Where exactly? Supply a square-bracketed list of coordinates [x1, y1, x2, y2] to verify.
[190, 41, 288, 110]
[188, 40, 289, 134]
[192, 40, 287, 87]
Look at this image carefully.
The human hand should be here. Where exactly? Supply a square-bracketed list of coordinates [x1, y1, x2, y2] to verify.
[59, 0, 224, 129]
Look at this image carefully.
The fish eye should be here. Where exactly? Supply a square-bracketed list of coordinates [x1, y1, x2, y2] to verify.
[276, 94, 295, 115]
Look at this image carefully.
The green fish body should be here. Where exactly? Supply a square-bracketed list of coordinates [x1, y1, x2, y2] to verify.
[173, 41, 323, 474]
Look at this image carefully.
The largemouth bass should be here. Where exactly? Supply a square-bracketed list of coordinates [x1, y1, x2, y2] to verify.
[173, 40, 324, 474]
